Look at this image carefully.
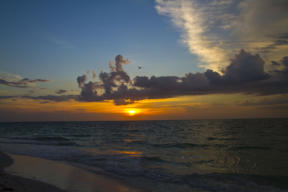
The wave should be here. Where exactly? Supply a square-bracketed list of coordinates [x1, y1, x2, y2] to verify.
[131, 142, 210, 149]
[229, 146, 271, 151]
[181, 173, 287, 192]
[0, 136, 77, 146]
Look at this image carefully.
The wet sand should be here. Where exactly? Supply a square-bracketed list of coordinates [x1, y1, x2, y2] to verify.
[0, 151, 65, 192]
[3, 153, 143, 192]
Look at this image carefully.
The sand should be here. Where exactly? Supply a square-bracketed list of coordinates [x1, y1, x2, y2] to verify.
[0, 151, 66, 192]
[1, 152, 144, 192]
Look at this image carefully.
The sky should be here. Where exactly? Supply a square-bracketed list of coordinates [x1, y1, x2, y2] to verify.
[0, 0, 288, 121]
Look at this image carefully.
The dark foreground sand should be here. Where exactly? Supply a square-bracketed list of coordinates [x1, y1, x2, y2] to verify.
[0, 151, 66, 192]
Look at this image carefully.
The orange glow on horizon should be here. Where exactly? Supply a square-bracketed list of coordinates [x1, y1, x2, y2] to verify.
[2, 94, 283, 121]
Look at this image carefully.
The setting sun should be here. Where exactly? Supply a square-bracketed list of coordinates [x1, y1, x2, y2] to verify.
[125, 108, 140, 116]
[128, 110, 136, 115]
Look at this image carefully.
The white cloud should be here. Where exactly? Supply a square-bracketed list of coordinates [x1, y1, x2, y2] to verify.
[0, 72, 22, 82]
[155, 0, 288, 71]
[155, 0, 230, 72]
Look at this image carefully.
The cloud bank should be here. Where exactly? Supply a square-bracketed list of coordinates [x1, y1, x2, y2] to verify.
[1, 52, 288, 105]
[72, 52, 288, 105]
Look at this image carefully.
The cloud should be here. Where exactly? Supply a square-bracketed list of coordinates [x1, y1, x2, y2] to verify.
[239, 95, 288, 106]
[114, 55, 130, 72]
[92, 70, 97, 80]
[55, 89, 68, 94]
[225, 51, 267, 82]
[206, 49, 269, 85]
[0, 96, 15, 99]
[2, 52, 288, 105]
[76, 55, 131, 104]
[134, 73, 209, 96]
[155, 0, 288, 71]
[75, 55, 211, 105]
[0, 72, 49, 88]
[233, 0, 288, 65]
[0, 95, 77, 103]
[23, 95, 77, 102]
[51, 38, 75, 49]
[235, 0, 288, 41]
[271, 56, 288, 79]
[133, 50, 276, 96]
[155, 0, 229, 71]
[74, 52, 288, 105]
[77, 73, 88, 88]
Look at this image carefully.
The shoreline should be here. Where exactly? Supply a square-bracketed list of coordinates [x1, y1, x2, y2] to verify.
[0, 151, 66, 192]
[1, 151, 144, 192]
[1, 149, 288, 192]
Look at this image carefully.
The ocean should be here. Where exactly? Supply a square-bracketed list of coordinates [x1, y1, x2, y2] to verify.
[0, 119, 288, 192]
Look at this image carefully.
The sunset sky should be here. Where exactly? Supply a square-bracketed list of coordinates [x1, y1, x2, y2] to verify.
[1, 0, 288, 121]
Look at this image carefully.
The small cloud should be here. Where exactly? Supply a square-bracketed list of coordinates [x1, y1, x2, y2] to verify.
[0, 95, 78, 102]
[77, 73, 88, 88]
[55, 89, 68, 94]
[23, 95, 78, 102]
[51, 38, 75, 48]
[40, 101, 51, 104]
[0, 72, 49, 88]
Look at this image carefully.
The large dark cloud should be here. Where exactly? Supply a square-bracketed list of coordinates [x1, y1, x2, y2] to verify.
[224, 50, 270, 83]
[204, 50, 270, 85]
[130, 50, 286, 97]
[1, 51, 288, 105]
[203, 51, 288, 95]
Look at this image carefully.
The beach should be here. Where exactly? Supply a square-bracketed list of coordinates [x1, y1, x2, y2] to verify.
[1, 151, 146, 192]
[0, 151, 66, 192]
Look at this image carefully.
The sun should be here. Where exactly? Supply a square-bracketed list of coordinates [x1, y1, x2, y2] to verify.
[125, 108, 140, 116]
[128, 109, 136, 115]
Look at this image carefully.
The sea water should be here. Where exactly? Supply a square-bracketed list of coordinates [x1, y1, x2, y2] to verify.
[0, 119, 288, 191]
